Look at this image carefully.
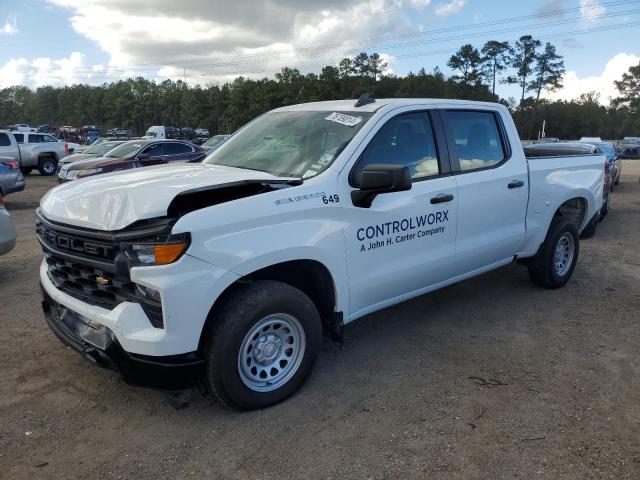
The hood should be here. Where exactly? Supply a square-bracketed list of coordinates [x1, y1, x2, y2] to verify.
[40, 163, 294, 231]
[59, 153, 97, 165]
[66, 156, 130, 170]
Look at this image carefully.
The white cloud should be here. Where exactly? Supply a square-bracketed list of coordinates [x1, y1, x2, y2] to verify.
[410, 0, 432, 7]
[41, 0, 414, 85]
[0, 52, 119, 88]
[1, 16, 19, 35]
[579, 0, 605, 26]
[545, 52, 639, 104]
[434, 0, 465, 16]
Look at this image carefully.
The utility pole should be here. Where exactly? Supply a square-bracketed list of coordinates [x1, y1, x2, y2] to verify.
[183, 67, 187, 84]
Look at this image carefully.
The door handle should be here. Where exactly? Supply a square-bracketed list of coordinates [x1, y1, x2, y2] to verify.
[430, 193, 454, 204]
[508, 180, 525, 189]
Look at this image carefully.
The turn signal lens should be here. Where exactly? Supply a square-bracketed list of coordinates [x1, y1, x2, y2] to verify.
[131, 240, 189, 266]
[154, 242, 188, 265]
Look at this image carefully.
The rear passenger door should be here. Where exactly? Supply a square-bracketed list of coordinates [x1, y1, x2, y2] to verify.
[442, 109, 528, 274]
[340, 109, 459, 318]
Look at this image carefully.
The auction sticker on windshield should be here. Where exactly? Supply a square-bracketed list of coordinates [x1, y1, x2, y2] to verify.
[325, 112, 363, 127]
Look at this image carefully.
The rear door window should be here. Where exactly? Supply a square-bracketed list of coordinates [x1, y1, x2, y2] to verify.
[445, 110, 507, 172]
[0, 133, 11, 146]
[13, 133, 24, 144]
[142, 144, 165, 157]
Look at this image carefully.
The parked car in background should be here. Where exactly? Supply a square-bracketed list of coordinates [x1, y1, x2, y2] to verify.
[84, 130, 101, 144]
[620, 137, 640, 159]
[107, 128, 131, 138]
[0, 157, 25, 197]
[58, 140, 126, 169]
[525, 142, 610, 222]
[580, 137, 602, 142]
[179, 127, 196, 141]
[201, 134, 229, 153]
[195, 128, 210, 137]
[0, 130, 73, 176]
[0, 193, 16, 256]
[58, 139, 206, 181]
[580, 140, 621, 187]
[534, 137, 559, 143]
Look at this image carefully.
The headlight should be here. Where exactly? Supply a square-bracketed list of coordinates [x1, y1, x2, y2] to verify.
[130, 235, 189, 266]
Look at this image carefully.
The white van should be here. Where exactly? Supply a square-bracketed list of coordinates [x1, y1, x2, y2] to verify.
[143, 126, 165, 139]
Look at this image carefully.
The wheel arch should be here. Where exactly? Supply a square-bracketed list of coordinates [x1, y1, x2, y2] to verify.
[553, 196, 588, 230]
[198, 259, 342, 352]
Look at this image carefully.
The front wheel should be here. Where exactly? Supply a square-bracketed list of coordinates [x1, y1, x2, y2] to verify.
[527, 218, 579, 289]
[203, 281, 322, 410]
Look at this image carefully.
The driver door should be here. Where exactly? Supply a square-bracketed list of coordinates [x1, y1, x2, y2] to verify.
[338, 109, 459, 319]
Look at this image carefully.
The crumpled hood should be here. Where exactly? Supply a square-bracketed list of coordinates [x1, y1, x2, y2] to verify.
[40, 163, 292, 231]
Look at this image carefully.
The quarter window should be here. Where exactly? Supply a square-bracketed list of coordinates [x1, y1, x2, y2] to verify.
[445, 110, 506, 172]
[351, 112, 440, 185]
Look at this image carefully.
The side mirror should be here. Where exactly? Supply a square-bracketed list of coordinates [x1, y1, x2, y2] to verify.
[351, 163, 412, 208]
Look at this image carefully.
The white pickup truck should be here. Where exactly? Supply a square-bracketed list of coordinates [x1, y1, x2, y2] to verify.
[0, 131, 75, 175]
[37, 98, 604, 409]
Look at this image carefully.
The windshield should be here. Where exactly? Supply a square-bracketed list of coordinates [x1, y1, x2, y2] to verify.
[594, 142, 615, 157]
[104, 141, 145, 158]
[204, 111, 373, 178]
[84, 141, 122, 155]
[145, 130, 157, 138]
[204, 135, 227, 147]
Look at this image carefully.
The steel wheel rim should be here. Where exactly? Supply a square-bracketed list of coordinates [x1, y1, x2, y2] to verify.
[554, 233, 574, 277]
[238, 313, 306, 393]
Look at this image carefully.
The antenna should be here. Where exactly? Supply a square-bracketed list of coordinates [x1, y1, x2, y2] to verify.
[354, 93, 375, 108]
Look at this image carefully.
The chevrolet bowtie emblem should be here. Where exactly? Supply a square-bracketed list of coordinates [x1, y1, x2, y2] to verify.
[96, 276, 110, 286]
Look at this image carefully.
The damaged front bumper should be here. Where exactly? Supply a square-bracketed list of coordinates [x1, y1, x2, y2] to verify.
[41, 285, 204, 390]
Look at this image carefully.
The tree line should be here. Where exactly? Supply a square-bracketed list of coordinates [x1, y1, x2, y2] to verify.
[0, 35, 639, 140]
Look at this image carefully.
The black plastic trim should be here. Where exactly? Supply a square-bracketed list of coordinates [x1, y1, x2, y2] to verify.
[41, 286, 202, 390]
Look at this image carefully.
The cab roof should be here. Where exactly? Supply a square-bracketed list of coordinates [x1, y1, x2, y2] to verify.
[274, 98, 503, 113]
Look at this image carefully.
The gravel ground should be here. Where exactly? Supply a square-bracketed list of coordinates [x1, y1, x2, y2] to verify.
[1, 163, 639, 480]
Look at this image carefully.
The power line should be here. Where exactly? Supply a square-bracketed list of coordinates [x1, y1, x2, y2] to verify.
[44, 6, 640, 77]
[66, 20, 640, 83]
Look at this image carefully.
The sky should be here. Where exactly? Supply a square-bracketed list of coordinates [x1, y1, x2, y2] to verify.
[0, 0, 639, 104]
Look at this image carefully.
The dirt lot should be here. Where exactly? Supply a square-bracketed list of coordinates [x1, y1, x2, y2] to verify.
[1, 163, 639, 480]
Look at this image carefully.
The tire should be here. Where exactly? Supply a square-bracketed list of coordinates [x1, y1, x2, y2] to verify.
[580, 215, 598, 239]
[599, 202, 609, 221]
[203, 280, 322, 410]
[20, 167, 32, 175]
[38, 156, 57, 176]
[527, 217, 579, 289]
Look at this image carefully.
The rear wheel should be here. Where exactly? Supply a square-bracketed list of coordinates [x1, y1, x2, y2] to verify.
[19, 167, 32, 175]
[203, 281, 322, 410]
[527, 217, 579, 289]
[38, 156, 57, 176]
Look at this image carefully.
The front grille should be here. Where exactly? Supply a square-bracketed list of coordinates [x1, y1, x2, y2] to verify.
[37, 210, 165, 328]
[45, 255, 136, 308]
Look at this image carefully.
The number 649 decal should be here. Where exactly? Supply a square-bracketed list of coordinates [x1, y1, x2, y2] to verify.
[322, 194, 340, 204]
